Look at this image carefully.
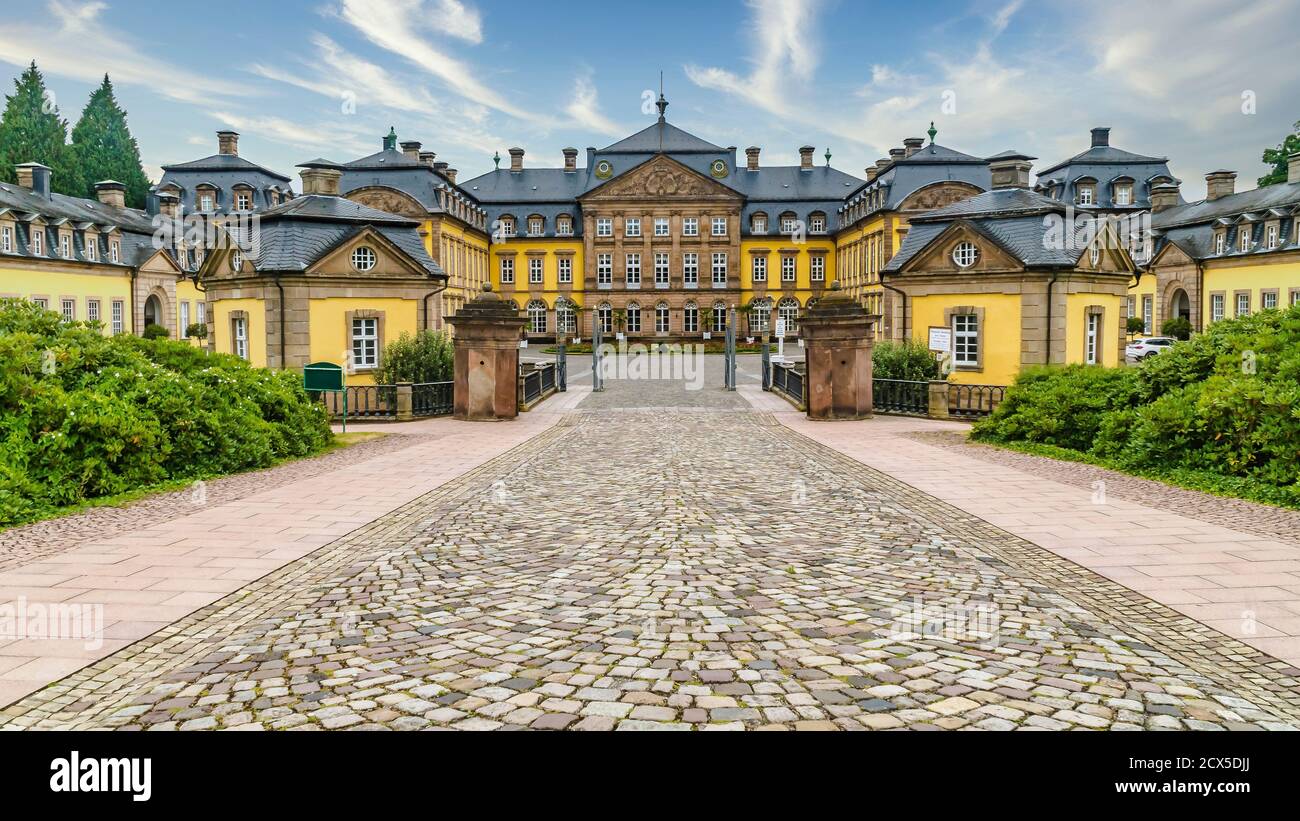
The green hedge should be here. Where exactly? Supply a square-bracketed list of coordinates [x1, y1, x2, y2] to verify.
[873, 339, 943, 381]
[0, 299, 333, 527]
[972, 304, 1300, 504]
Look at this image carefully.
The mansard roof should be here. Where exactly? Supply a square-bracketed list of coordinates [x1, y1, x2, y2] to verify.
[600, 120, 726, 154]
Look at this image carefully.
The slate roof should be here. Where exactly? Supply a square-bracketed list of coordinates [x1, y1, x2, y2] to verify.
[156, 150, 293, 215]
[601, 121, 726, 154]
[841, 143, 992, 221]
[160, 152, 291, 181]
[0, 180, 164, 268]
[239, 194, 444, 278]
[1147, 179, 1300, 263]
[1034, 129, 1178, 210]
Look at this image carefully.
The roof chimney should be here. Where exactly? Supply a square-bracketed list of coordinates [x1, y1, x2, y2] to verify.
[865, 167, 878, 183]
[903, 137, 925, 157]
[1090, 127, 1111, 148]
[1289, 151, 1300, 185]
[509, 147, 525, 172]
[875, 158, 891, 173]
[746, 146, 761, 171]
[889, 148, 907, 162]
[799, 145, 815, 170]
[217, 130, 240, 156]
[1205, 170, 1237, 201]
[418, 151, 437, 168]
[400, 140, 422, 161]
[297, 160, 343, 196]
[989, 154, 1035, 190]
[446, 168, 458, 185]
[14, 162, 51, 198]
[1150, 182, 1181, 213]
[94, 180, 126, 209]
[562, 147, 578, 172]
[157, 191, 180, 219]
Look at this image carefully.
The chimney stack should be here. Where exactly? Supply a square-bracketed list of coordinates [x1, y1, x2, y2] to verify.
[865, 167, 878, 183]
[562, 147, 578, 172]
[400, 141, 422, 162]
[889, 148, 907, 162]
[799, 145, 815, 170]
[875, 158, 891, 173]
[297, 160, 343, 196]
[1150, 182, 1181, 213]
[746, 146, 761, 171]
[217, 130, 240, 156]
[94, 180, 126, 209]
[446, 168, 458, 185]
[988, 153, 1035, 190]
[1205, 170, 1237, 201]
[509, 147, 525, 172]
[433, 161, 451, 182]
[418, 151, 437, 168]
[1289, 151, 1300, 185]
[1091, 127, 1111, 148]
[14, 162, 52, 198]
[904, 137, 925, 157]
[157, 191, 180, 219]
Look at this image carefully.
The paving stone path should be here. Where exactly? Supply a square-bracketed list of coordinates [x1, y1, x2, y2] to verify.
[4, 409, 1299, 731]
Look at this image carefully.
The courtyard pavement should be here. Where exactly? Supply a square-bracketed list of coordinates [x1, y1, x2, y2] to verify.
[2, 375, 1299, 730]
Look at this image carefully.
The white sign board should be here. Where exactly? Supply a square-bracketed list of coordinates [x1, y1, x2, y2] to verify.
[928, 326, 953, 353]
[775, 319, 787, 339]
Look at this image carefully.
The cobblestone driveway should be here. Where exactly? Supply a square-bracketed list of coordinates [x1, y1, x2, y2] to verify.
[4, 409, 1299, 731]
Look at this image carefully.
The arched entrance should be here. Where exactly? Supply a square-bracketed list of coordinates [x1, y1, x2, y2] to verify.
[1170, 288, 1191, 322]
[143, 294, 163, 330]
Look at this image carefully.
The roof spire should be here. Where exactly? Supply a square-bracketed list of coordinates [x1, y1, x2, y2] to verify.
[493, 150, 501, 170]
[927, 121, 938, 145]
[383, 126, 398, 152]
[656, 71, 668, 123]
[824, 147, 832, 167]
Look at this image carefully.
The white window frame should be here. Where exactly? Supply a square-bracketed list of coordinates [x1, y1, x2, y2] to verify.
[810, 215, 826, 234]
[32, 229, 43, 256]
[558, 257, 572, 284]
[200, 194, 214, 212]
[1263, 291, 1278, 310]
[625, 253, 641, 287]
[1142, 296, 1153, 335]
[712, 253, 728, 287]
[1077, 185, 1094, 206]
[236, 192, 251, 211]
[952, 241, 979, 268]
[749, 300, 771, 333]
[713, 303, 727, 332]
[682, 218, 699, 237]
[711, 217, 727, 237]
[1114, 184, 1132, 206]
[1085, 312, 1100, 365]
[953, 313, 979, 367]
[1211, 294, 1224, 323]
[1239, 226, 1252, 252]
[351, 246, 377, 271]
[557, 216, 574, 237]
[752, 215, 767, 235]
[1266, 223, 1279, 250]
[810, 255, 825, 282]
[654, 253, 669, 287]
[684, 303, 699, 333]
[655, 302, 670, 334]
[110, 239, 120, 263]
[0, 224, 12, 253]
[500, 256, 515, 284]
[654, 218, 669, 237]
[61, 298, 75, 322]
[351, 317, 378, 370]
[625, 217, 641, 238]
[59, 232, 70, 258]
[180, 301, 191, 337]
[752, 256, 767, 282]
[528, 217, 544, 237]
[87, 299, 100, 325]
[683, 253, 699, 287]
[780, 216, 797, 234]
[529, 257, 544, 284]
[111, 300, 124, 335]
[233, 317, 249, 360]
[1215, 231, 1226, 255]
[598, 304, 613, 334]
[778, 299, 799, 333]
[596, 218, 613, 238]
[528, 301, 547, 333]
[626, 303, 642, 334]
[1237, 293, 1250, 317]
[781, 255, 796, 283]
[597, 253, 612, 286]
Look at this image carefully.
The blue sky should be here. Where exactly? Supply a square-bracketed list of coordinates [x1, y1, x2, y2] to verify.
[2, 0, 1298, 199]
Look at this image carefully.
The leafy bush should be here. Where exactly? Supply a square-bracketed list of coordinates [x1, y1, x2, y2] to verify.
[1161, 316, 1192, 340]
[375, 330, 453, 385]
[873, 339, 942, 381]
[142, 323, 169, 340]
[1126, 316, 1146, 335]
[186, 322, 208, 340]
[0, 298, 333, 527]
[973, 303, 1300, 504]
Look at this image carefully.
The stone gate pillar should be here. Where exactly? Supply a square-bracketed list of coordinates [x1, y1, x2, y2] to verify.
[448, 283, 526, 421]
[799, 282, 876, 420]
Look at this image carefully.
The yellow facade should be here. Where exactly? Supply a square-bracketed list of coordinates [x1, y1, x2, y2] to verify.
[174, 279, 207, 344]
[739, 238, 835, 309]
[429, 217, 491, 327]
[0, 263, 134, 334]
[1064, 292, 1124, 367]
[1202, 257, 1300, 324]
[212, 297, 267, 368]
[308, 297, 422, 386]
[1128, 274, 1157, 336]
[491, 238, 586, 310]
[910, 293, 1023, 386]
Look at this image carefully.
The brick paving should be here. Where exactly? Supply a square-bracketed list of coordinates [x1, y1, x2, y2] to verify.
[5, 408, 1299, 731]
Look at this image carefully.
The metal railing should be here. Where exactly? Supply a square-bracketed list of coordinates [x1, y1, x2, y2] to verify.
[873, 379, 929, 416]
[412, 382, 453, 417]
[947, 383, 1006, 419]
[771, 363, 805, 405]
[344, 384, 397, 418]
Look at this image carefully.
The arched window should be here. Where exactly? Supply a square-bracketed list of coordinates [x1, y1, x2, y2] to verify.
[683, 301, 699, 333]
[496, 215, 517, 238]
[655, 302, 670, 334]
[597, 303, 613, 334]
[750, 212, 768, 234]
[556, 298, 576, 334]
[748, 298, 771, 333]
[556, 214, 574, 237]
[626, 302, 642, 334]
[527, 299, 547, 334]
[527, 215, 545, 236]
[713, 302, 727, 333]
[808, 212, 827, 233]
[779, 212, 798, 234]
[196, 184, 218, 213]
[778, 297, 800, 333]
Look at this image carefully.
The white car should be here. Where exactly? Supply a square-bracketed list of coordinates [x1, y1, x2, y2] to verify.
[1126, 336, 1176, 360]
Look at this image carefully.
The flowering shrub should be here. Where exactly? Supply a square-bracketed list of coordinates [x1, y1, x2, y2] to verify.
[0, 299, 332, 526]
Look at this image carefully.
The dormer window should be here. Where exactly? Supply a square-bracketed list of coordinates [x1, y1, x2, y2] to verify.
[1076, 182, 1096, 206]
[780, 213, 798, 234]
[1266, 222, 1280, 250]
[59, 231, 71, 258]
[0, 224, 11, 253]
[110, 239, 120, 263]
[751, 214, 767, 234]
[198, 188, 216, 212]
[236, 192, 251, 211]
[1239, 226, 1252, 252]
[809, 213, 826, 233]
[85, 234, 97, 261]
[557, 215, 573, 236]
[1114, 182, 1133, 206]
[31, 228, 43, 256]
[1215, 231, 1226, 255]
[499, 215, 516, 237]
[528, 216, 544, 236]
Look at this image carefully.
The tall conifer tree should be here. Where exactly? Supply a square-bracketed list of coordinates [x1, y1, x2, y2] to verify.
[0, 61, 72, 193]
[69, 74, 151, 208]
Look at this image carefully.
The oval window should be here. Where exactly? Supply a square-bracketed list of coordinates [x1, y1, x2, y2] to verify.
[952, 241, 979, 268]
[352, 246, 377, 271]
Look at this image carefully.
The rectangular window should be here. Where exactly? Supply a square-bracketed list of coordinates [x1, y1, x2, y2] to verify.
[712, 253, 728, 286]
[1142, 296, 1153, 335]
[111, 300, 124, 334]
[351, 318, 378, 369]
[627, 307, 641, 334]
[810, 256, 825, 282]
[711, 217, 727, 237]
[0, 225, 11, 253]
[529, 257, 544, 284]
[654, 253, 669, 287]
[683, 253, 699, 286]
[1267, 223, 1279, 250]
[597, 253, 612, 286]
[625, 218, 641, 238]
[1115, 185, 1132, 206]
[780, 216, 797, 234]
[682, 218, 698, 237]
[61, 298, 75, 322]
[953, 314, 979, 367]
[1214, 232, 1225, 255]
[32, 229, 43, 256]
[87, 299, 100, 325]
[180, 301, 190, 337]
[751, 256, 767, 283]
[1237, 293, 1250, 317]
[810, 216, 825, 233]
[196, 302, 206, 326]
[1077, 186, 1094, 206]
[110, 240, 120, 263]
[59, 233, 70, 258]
[684, 304, 699, 333]
[781, 256, 796, 282]
[500, 257, 515, 284]
[596, 218, 613, 237]
[1239, 227, 1251, 252]
[528, 217, 544, 236]
[1211, 294, 1224, 323]
[752, 216, 767, 234]
[32, 298, 48, 309]
[557, 218, 573, 237]
[200, 195, 214, 212]
[625, 253, 641, 286]
[237, 193, 251, 211]
[656, 305, 670, 333]
[232, 317, 248, 360]
[500, 218, 516, 237]
[1263, 291, 1278, 310]
[558, 257, 572, 284]
[1292, 290, 1300, 307]
[654, 218, 669, 237]
[714, 304, 727, 333]
[1085, 313, 1100, 365]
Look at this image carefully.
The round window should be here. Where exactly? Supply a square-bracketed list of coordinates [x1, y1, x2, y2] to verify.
[710, 159, 729, 179]
[952, 241, 979, 268]
[352, 246, 377, 271]
[595, 160, 614, 180]
[230, 251, 242, 272]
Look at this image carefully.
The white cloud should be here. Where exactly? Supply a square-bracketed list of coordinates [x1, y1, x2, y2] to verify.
[0, 0, 250, 106]
[435, 0, 484, 44]
[253, 35, 439, 115]
[565, 72, 622, 137]
[685, 0, 823, 117]
[208, 110, 372, 159]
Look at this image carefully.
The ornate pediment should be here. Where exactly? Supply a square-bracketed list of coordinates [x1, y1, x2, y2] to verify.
[345, 187, 427, 220]
[898, 181, 985, 213]
[581, 155, 742, 203]
[902, 222, 1025, 275]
